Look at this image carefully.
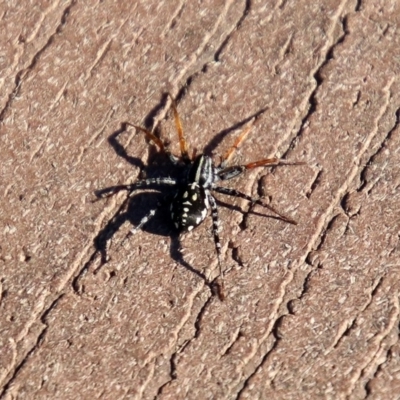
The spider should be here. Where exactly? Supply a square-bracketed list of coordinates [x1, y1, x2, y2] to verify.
[95, 94, 302, 300]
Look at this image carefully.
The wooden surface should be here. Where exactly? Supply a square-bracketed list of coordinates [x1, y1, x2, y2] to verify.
[1, 1, 400, 399]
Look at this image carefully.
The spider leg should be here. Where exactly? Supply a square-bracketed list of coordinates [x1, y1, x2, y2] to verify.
[207, 191, 225, 301]
[219, 124, 253, 169]
[212, 186, 298, 225]
[125, 123, 180, 165]
[94, 177, 177, 200]
[168, 93, 191, 163]
[218, 158, 304, 181]
[130, 204, 159, 235]
[121, 198, 167, 245]
[126, 123, 166, 153]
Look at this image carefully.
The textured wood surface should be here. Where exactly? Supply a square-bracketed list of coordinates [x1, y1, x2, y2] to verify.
[1, 1, 399, 399]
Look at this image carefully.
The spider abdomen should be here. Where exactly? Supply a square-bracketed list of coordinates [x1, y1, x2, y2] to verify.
[171, 183, 209, 232]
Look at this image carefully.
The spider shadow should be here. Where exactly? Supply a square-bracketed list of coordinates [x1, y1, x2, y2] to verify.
[93, 178, 209, 285]
[107, 93, 170, 170]
[107, 123, 160, 171]
[92, 188, 290, 285]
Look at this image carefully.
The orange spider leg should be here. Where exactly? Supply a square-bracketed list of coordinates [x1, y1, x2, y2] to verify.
[168, 94, 190, 162]
[244, 158, 306, 169]
[126, 123, 166, 153]
[220, 124, 253, 168]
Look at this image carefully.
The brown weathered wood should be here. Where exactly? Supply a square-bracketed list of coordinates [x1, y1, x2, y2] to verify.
[1, 1, 399, 399]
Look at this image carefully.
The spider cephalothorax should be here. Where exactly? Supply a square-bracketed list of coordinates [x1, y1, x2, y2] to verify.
[96, 94, 302, 300]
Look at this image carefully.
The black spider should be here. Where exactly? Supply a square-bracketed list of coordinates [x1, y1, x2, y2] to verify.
[95, 94, 302, 300]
